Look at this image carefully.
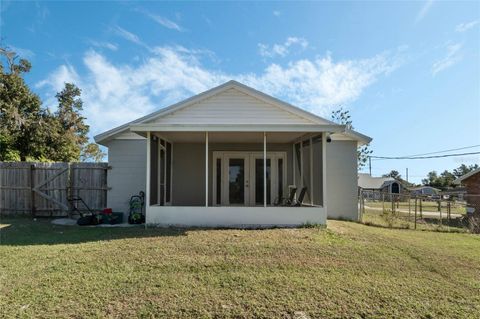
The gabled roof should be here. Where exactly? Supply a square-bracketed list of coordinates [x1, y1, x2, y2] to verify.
[409, 186, 441, 191]
[358, 173, 397, 189]
[94, 80, 372, 145]
[454, 168, 480, 184]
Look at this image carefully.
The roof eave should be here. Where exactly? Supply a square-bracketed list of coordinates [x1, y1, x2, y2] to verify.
[129, 123, 346, 133]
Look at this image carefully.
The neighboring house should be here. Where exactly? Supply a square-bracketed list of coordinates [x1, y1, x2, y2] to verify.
[410, 186, 440, 197]
[454, 168, 480, 215]
[440, 187, 466, 200]
[358, 173, 404, 198]
[94, 80, 371, 227]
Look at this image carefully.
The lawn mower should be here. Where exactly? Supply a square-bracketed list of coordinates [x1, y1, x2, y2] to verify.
[128, 191, 145, 224]
[68, 196, 102, 226]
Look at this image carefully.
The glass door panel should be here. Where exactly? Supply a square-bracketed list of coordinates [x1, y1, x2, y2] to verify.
[228, 158, 246, 205]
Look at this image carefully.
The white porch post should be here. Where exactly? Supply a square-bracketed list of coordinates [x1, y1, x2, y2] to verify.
[205, 131, 209, 207]
[292, 144, 296, 188]
[263, 132, 267, 208]
[322, 133, 327, 211]
[146, 131, 151, 227]
[300, 140, 303, 187]
[310, 135, 313, 205]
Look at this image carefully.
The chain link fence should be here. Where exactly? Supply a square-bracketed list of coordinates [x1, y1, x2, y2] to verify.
[359, 190, 479, 233]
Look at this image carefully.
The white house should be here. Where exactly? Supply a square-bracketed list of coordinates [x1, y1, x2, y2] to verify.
[94, 80, 371, 227]
[358, 173, 403, 195]
[409, 186, 440, 196]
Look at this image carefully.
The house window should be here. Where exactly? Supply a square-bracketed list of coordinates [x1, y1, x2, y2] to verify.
[391, 182, 400, 194]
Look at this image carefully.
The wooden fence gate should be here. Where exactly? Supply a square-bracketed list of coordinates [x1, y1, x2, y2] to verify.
[0, 162, 109, 216]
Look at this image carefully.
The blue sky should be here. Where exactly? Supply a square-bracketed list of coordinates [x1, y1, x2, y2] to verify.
[1, 1, 479, 183]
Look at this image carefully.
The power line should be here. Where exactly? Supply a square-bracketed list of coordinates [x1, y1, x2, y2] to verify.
[370, 151, 480, 160]
[371, 144, 480, 161]
[402, 144, 480, 157]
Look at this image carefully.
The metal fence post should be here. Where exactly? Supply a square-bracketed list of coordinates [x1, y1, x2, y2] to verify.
[447, 201, 451, 223]
[414, 197, 417, 230]
[439, 202, 443, 227]
[382, 193, 385, 214]
[408, 195, 411, 218]
[420, 198, 423, 219]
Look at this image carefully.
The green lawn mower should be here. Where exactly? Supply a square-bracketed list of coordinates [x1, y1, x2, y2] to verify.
[128, 191, 145, 224]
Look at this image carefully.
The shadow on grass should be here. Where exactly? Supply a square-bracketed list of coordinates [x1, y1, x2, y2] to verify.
[0, 217, 186, 246]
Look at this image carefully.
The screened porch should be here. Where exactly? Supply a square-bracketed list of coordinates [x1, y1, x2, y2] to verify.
[146, 131, 326, 208]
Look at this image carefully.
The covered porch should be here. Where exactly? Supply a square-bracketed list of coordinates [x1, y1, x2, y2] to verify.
[132, 124, 340, 227]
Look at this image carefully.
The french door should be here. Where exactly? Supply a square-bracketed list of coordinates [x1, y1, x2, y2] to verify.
[213, 151, 286, 206]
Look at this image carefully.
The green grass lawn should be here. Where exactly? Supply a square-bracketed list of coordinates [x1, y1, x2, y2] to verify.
[1, 218, 480, 318]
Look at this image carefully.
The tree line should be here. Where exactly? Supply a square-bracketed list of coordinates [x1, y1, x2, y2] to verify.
[381, 164, 479, 188]
[0, 47, 104, 162]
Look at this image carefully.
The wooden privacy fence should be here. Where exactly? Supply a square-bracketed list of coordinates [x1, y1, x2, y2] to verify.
[0, 162, 109, 216]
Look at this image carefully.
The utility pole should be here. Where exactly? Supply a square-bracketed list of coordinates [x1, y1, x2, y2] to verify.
[406, 168, 409, 183]
[369, 157, 372, 176]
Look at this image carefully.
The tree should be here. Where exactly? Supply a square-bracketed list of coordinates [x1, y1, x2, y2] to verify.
[0, 47, 104, 162]
[331, 107, 372, 169]
[453, 164, 479, 178]
[422, 170, 456, 188]
[48, 83, 89, 161]
[0, 47, 50, 161]
[81, 143, 106, 162]
[383, 170, 401, 179]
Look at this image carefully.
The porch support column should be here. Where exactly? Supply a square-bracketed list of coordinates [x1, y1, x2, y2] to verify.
[310, 135, 314, 205]
[146, 131, 151, 227]
[263, 132, 267, 208]
[322, 133, 327, 211]
[205, 131, 209, 207]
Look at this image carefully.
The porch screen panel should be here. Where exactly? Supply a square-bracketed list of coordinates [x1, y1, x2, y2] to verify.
[166, 142, 172, 203]
[255, 158, 271, 205]
[216, 158, 221, 205]
[302, 140, 311, 204]
[294, 143, 301, 189]
[312, 135, 323, 206]
[277, 158, 283, 201]
[149, 137, 159, 205]
[159, 148, 165, 205]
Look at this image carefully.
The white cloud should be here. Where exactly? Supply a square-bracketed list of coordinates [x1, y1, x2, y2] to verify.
[455, 20, 479, 32]
[258, 37, 309, 58]
[87, 40, 118, 51]
[146, 13, 184, 31]
[38, 47, 402, 135]
[111, 25, 145, 46]
[415, 0, 434, 23]
[273, 10, 281, 17]
[432, 43, 463, 75]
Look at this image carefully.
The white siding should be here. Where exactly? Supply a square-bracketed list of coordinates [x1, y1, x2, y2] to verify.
[105, 139, 147, 215]
[325, 140, 359, 221]
[114, 131, 145, 140]
[149, 88, 314, 125]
